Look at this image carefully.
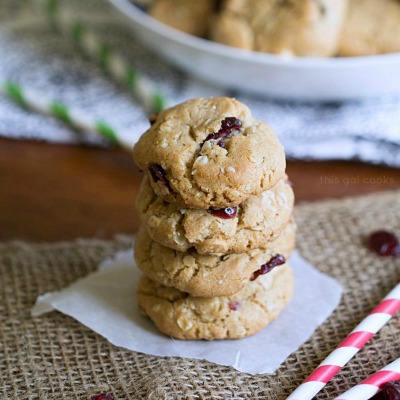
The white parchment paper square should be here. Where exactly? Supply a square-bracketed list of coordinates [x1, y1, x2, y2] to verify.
[32, 250, 342, 374]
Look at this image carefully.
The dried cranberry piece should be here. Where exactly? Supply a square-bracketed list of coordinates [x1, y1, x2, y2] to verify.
[221, 117, 242, 130]
[368, 230, 400, 256]
[370, 381, 400, 400]
[211, 207, 237, 219]
[148, 164, 171, 192]
[148, 113, 158, 125]
[201, 117, 242, 148]
[251, 254, 286, 281]
[91, 394, 114, 400]
[229, 301, 241, 311]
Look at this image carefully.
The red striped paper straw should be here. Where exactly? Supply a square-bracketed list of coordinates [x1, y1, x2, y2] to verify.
[335, 357, 400, 400]
[286, 283, 400, 400]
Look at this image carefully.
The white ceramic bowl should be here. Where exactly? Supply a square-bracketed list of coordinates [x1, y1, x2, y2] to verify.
[109, 0, 400, 101]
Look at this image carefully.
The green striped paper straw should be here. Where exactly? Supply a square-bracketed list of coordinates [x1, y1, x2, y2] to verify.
[0, 80, 132, 150]
[36, 0, 168, 114]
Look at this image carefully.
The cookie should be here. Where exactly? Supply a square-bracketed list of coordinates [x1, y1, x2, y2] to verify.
[137, 263, 294, 340]
[136, 175, 294, 254]
[211, 0, 347, 57]
[338, 0, 400, 56]
[134, 221, 296, 297]
[132, 97, 286, 209]
[149, 0, 216, 37]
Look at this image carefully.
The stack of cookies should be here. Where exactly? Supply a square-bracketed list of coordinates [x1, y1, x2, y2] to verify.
[132, 97, 296, 340]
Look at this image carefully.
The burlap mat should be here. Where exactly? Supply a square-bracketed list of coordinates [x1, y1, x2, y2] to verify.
[1, 191, 399, 400]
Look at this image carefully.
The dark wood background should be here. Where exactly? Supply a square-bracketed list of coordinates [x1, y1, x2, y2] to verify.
[1, 137, 399, 242]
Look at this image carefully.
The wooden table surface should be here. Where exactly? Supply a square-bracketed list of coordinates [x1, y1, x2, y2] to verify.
[1, 137, 400, 242]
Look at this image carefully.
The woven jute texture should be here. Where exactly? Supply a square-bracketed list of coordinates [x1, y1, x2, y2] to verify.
[1, 191, 399, 400]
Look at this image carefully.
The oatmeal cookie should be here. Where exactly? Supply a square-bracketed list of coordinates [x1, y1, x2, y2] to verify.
[149, 0, 216, 37]
[134, 221, 296, 297]
[339, 0, 400, 56]
[136, 175, 294, 254]
[137, 263, 294, 340]
[133, 97, 286, 209]
[211, 0, 347, 57]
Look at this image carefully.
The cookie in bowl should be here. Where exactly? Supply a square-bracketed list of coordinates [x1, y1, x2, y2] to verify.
[338, 0, 400, 56]
[211, 0, 348, 56]
[149, 0, 217, 37]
